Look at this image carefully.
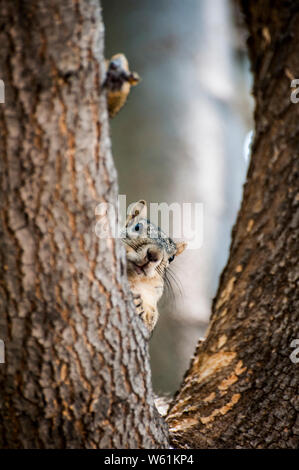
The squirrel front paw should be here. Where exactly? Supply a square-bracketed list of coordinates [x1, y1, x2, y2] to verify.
[133, 293, 145, 317]
[132, 294, 158, 333]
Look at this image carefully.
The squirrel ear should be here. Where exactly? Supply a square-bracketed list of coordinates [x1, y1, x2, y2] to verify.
[176, 241, 187, 256]
[128, 71, 140, 86]
[126, 200, 147, 226]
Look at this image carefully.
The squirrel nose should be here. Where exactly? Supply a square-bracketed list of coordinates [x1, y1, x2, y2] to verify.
[147, 247, 160, 263]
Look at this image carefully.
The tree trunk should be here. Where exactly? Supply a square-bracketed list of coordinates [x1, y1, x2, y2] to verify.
[166, 0, 299, 449]
[1, 0, 299, 451]
[0, 0, 168, 449]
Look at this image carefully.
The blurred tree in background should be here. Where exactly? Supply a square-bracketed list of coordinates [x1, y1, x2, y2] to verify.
[102, 0, 253, 393]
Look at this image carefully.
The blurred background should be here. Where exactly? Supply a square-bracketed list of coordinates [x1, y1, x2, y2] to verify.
[101, 0, 253, 394]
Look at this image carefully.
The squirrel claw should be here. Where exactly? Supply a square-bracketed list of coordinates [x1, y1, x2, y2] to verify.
[133, 293, 145, 316]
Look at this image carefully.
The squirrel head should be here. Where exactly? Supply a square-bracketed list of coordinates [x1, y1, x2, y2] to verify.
[103, 53, 140, 92]
[103, 53, 140, 118]
[123, 200, 186, 281]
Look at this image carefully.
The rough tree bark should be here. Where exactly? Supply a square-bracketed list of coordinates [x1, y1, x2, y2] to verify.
[0, 0, 168, 448]
[167, 0, 299, 449]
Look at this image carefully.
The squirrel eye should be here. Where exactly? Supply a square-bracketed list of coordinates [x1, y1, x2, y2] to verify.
[168, 255, 175, 263]
[134, 223, 142, 232]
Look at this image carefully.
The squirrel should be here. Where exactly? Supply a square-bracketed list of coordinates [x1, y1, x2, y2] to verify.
[123, 200, 186, 333]
[103, 53, 140, 118]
